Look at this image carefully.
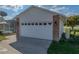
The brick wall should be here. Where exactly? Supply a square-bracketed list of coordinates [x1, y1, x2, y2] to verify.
[16, 17, 20, 40]
[53, 15, 60, 41]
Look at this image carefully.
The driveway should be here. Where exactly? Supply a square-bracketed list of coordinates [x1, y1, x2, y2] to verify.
[0, 35, 21, 54]
[0, 35, 52, 54]
[11, 36, 52, 54]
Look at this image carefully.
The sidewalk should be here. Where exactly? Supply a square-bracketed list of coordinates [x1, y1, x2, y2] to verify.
[0, 35, 21, 54]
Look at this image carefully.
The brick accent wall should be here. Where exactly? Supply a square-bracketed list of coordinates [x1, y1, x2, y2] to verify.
[16, 17, 20, 40]
[53, 15, 60, 41]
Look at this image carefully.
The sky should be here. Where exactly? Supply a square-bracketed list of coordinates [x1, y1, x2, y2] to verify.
[0, 5, 79, 20]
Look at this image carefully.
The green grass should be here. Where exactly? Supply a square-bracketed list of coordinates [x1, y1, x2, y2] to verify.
[47, 38, 79, 54]
[0, 35, 7, 41]
[47, 26, 79, 54]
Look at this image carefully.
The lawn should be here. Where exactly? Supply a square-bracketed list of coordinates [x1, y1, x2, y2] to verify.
[47, 39, 79, 54]
[47, 26, 79, 54]
[0, 35, 7, 41]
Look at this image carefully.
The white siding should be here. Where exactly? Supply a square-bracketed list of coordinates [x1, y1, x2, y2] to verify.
[59, 19, 64, 39]
[19, 7, 53, 40]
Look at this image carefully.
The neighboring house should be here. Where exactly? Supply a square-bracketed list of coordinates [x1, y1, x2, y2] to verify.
[15, 5, 66, 41]
[5, 20, 16, 33]
[0, 16, 16, 34]
[0, 16, 7, 33]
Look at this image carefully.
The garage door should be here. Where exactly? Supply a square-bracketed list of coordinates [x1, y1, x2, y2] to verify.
[20, 22, 53, 40]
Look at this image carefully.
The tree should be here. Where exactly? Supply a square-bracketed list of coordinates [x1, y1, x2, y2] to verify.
[67, 16, 77, 30]
[75, 15, 79, 25]
[0, 11, 7, 17]
[65, 16, 78, 38]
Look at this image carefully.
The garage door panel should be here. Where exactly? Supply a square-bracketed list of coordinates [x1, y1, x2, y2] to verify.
[20, 25, 52, 40]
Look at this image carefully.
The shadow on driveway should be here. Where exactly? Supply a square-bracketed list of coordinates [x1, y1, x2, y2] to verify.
[10, 37, 52, 54]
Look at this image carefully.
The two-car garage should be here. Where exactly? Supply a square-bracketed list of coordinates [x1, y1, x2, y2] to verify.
[16, 5, 65, 41]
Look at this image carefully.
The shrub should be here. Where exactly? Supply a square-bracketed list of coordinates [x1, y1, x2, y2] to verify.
[0, 31, 3, 35]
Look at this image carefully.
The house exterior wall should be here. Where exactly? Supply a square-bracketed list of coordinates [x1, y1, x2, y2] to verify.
[18, 7, 54, 40]
[59, 18, 64, 39]
[16, 6, 65, 41]
[0, 24, 4, 31]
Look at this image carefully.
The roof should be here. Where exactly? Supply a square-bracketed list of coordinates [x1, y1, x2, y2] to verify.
[14, 5, 66, 19]
[5, 20, 15, 23]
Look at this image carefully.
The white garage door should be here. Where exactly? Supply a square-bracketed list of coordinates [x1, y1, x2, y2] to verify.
[20, 22, 53, 40]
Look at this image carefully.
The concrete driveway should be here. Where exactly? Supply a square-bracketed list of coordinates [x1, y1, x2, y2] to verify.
[0, 35, 21, 54]
[0, 35, 52, 54]
[11, 36, 52, 54]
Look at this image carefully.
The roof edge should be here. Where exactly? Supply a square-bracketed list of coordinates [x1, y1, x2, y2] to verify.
[13, 5, 66, 19]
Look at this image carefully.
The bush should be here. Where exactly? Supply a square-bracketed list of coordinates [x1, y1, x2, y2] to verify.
[0, 31, 3, 35]
[61, 32, 66, 39]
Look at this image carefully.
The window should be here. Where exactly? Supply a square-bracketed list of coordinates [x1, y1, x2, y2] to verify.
[48, 23, 52, 25]
[43, 23, 47, 25]
[21, 23, 24, 25]
[31, 23, 34, 25]
[39, 23, 42, 25]
[28, 23, 30, 25]
[25, 23, 27, 25]
[35, 23, 38, 25]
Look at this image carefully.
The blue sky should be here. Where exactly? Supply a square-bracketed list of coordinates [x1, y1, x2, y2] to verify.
[0, 5, 79, 20]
